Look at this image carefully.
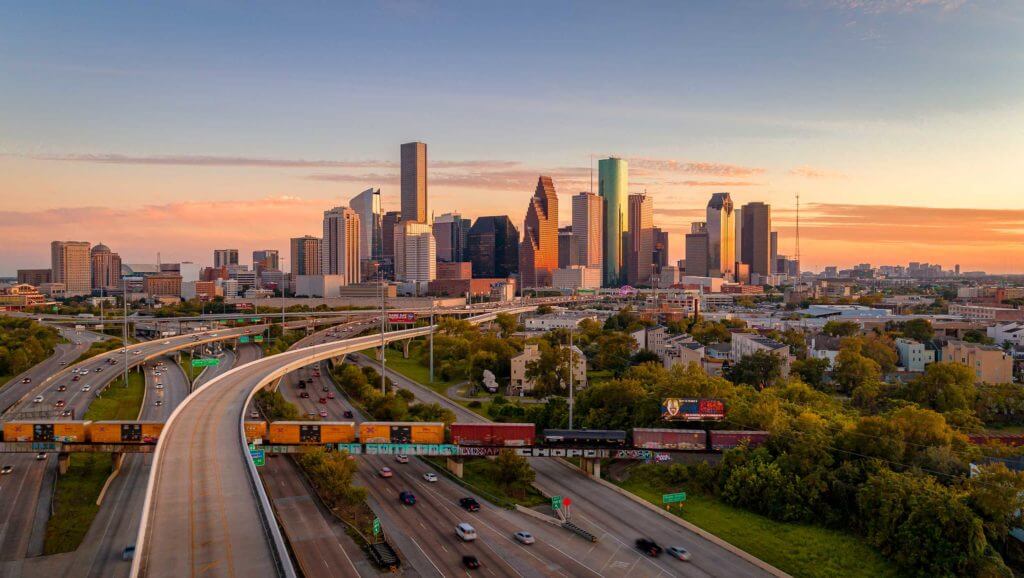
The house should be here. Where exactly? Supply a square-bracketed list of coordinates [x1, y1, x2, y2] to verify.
[509, 343, 587, 395]
[810, 334, 842, 367]
[941, 340, 1014, 384]
[663, 338, 705, 369]
[523, 312, 598, 332]
[731, 332, 791, 376]
[895, 338, 935, 372]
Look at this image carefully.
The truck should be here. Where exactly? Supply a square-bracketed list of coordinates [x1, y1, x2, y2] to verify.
[633, 428, 707, 450]
[267, 421, 356, 445]
[708, 430, 769, 451]
[359, 422, 445, 444]
[450, 423, 535, 447]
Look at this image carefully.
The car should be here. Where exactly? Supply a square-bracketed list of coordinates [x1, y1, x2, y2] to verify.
[35, 452, 47, 461]
[61, 409, 72, 416]
[80, 369, 89, 375]
[72, 368, 80, 374]
[423, 472, 438, 483]
[635, 538, 662, 557]
[306, 411, 317, 418]
[318, 397, 327, 404]
[343, 410, 353, 418]
[318, 410, 328, 418]
[379, 467, 393, 478]
[462, 555, 480, 569]
[395, 455, 409, 464]
[133, 351, 141, 355]
[459, 497, 480, 512]
[33, 394, 44, 403]
[57, 385, 67, 392]
[154, 371, 161, 376]
[667, 546, 691, 561]
[455, 523, 477, 542]
[321, 385, 328, 392]
[327, 392, 335, 399]
[399, 491, 416, 505]
[249, 410, 259, 419]
[95, 367, 103, 372]
[21, 377, 31, 383]
[59, 361, 68, 366]
[300, 392, 309, 398]
[155, 400, 164, 406]
[72, 375, 80, 381]
[1, 465, 12, 475]
[163, 341, 171, 345]
[155, 384, 164, 390]
[121, 545, 136, 561]
[54, 400, 66, 408]
[514, 531, 536, 545]
[82, 384, 91, 392]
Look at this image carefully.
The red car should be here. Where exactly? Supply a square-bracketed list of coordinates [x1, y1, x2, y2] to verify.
[327, 392, 335, 399]
[54, 400, 66, 408]
[318, 397, 327, 404]
[299, 392, 310, 399]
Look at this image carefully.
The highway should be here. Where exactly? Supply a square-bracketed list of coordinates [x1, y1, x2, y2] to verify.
[351, 354, 777, 578]
[133, 309, 533, 578]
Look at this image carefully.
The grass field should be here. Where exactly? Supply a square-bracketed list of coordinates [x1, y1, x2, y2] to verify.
[43, 370, 145, 554]
[617, 475, 901, 578]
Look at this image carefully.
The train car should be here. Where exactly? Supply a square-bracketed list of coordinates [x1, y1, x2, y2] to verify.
[967, 433, 1024, 447]
[633, 428, 707, 451]
[708, 430, 769, 451]
[268, 421, 356, 445]
[450, 423, 535, 447]
[244, 421, 268, 443]
[2, 421, 90, 443]
[358, 422, 445, 444]
[90, 421, 164, 443]
[542, 429, 627, 447]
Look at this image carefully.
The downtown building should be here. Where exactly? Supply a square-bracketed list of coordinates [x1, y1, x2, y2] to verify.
[213, 249, 239, 269]
[394, 141, 436, 286]
[626, 193, 654, 286]
[289, 236, 322, 277]
[599, 157, 628, 286]
[468, 216, 519, 278]
[433, 212, 471, 262]
[51, 241, 91, 296]
[322, 206, 362, 286]
[519, 176, 559, 288]
[706, 193, 735, 280]
[90, 243, 122, 293]
[349, 187, 382, 261]
[685, 222, 709, 277]
[572, 191, 603, 271]
[740, 202, 772, 280]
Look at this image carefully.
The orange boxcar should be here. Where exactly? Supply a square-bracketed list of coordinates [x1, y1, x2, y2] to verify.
[244, 421, 268, 443]
[89, 421, 164, 443]
[359, 422, 444, 444]
[2, 421, 90, 443]
[267, 421, 356, 445]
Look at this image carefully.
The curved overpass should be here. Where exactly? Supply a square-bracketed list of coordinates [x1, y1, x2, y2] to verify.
[131, 307, 534, 578]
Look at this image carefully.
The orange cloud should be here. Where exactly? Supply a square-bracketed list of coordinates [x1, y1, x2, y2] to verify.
[788, 166, 847, 179]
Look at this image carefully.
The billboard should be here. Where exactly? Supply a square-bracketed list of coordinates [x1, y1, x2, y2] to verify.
[661, 398, 726, 421]
[235, 302, 254, 311]
[387, 312, 417, 324]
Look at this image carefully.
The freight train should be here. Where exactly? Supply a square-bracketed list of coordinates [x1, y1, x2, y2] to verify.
[1, 420, 767, 452]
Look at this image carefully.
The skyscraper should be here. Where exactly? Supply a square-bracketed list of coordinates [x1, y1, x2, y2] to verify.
[468, 216, 519, 278]
[432, 212, 471, 262]
[90, 243, 121, 292]
[557, 226, 576, 268]
[519, 176, 559, 288]
[252, 250, 280, 274]
[734, 206, 743, 269]
[395, 221, 435, 282]
[213, 249, 239, 268]
[770, 231, 779, 275]
[572, 191, 603, 271]
[599, 157, 628, 286]
[685, 222, 709, 277]
[349, 187, 382, 261]
[627, 193, 654, 286]
[289, 236, 322, 276]
[322, 206, 362, 285]
[401, 141, 428, 224]
[381, 211, 402, 265]
[706, 193, 735, 279]
[653, 228, 669, 274]
[51, 241, 91, 296]
[741, 202, 772, 277]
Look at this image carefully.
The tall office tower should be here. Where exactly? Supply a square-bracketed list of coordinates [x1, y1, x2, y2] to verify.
[770, 231, 779, 275]
[252, 250, 280, 275]
[685, 222, 709, 277]
[395, 221, 435, 282]
[705, 193, 735, 279]
[519, 176, 559, 288]
[382, 211, 402, 261]
[90, 243, 122, 292]
[432, 212, 471, 262]
[572, 191, 603, 270]
[289, 236, 322, 276]
[213, 249, 239, 269]
[740, 202, 772, 277]
[322, 206, 362, 285]
[400, 141, 428, 224]
[599, 157, 628, 286]
[652, 228, 669, 274]
[468, 216, 520, 278]
[733, 207, 743, 268]
[51, 241, 91, 296]
[349, 188, 382, 261]
[557, 226, 577, 268]
[626, 193, 654, 286]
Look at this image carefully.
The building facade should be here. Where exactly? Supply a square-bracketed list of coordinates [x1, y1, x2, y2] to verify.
[895, 338, 935, 372]
[395, 221, 436, 283]
[706, 193, 735, 280]
[17, 269, 52, 286]
[741, 202, 772, 277]
[942, 340, 1013, 383]
[90, 243, 122, 292]
[557, 226, 576, 269]
[627, 193, 654, 286]
[510, 343, 587, 395]
[289, 236, 322, 277]
[433, 212, 471, 263]
[400, 141, 428, 224]
[50, 241, 91, 296]
[468, 216, 519, 279]
[599, 157, 628, 286]
[322, 206, 361, 285]
[552, 266, 602, 290]
[213, 249, 239, 269]
[349, 188, 382, 261]
[572, 191, 603, 271]
[685, 222, 709, 277]
[519, 176, 559, 288]
[653, 227, 669, 274]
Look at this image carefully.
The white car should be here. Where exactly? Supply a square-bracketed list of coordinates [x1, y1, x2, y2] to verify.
[81, 384, 91, 392]
[163, 341, 171, 345]
[395, 455, 409, 464]
[155, 384, 164, 390]
[79, 369, 89, 375]
[667, 546, 692, 561]
[33, 395, 44, 403]
[455, 523, 477, 542]
[423, 472, 438, 483]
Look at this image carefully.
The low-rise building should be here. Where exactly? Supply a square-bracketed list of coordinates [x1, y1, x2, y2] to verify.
[0, 284, 49, 310]
[509, 343, 587, 394]
[989, 322, 1024, 347]
[143, 274, 182, 298]
[436, 261, 472, 280]
[950, 304, 1024, 322]
[895, 337, 935, 372]
[731, 332, 791, 376]
[551, 266, 602, 290]
[942, 340, 1014, 383]
[661, 334, 704, 369]
[428, 277, 513, 298]
[523, 312, 598, 332]
[810, 334, 842, 367]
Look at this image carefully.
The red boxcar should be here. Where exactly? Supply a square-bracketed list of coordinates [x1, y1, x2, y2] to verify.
[709, 430, 769, 451]
[450, 423, 535, 447]
[633, 428, 706, 450]
[968, 433, 1024, 447]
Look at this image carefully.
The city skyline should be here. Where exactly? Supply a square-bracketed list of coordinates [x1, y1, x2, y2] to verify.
[2, 1, 1023, 274]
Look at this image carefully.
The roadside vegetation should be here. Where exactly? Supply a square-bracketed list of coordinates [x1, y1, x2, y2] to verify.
[293, 448, 375, 535]
[332, 363, 455, 424]
[261, 327, 304, 356]
[0, 317, 60, 386]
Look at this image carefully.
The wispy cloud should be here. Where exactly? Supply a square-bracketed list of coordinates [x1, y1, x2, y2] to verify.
[628, 157, 767, 177]
[17, 152, 521, 171]
[823, 0, 967, 14]
[788, 166, 848, 179]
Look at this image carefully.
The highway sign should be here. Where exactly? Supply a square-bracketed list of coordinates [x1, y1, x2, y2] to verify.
[372, 517, 381, 536]
[254, 335, 264, 343]
[251, 317, 261, 322]
[191, 358, 220, 368]
[551, 495, 563, 510]
[662, 492, 686, 504]
[250, 449, 265, 467]
[239, 336, 250, 343]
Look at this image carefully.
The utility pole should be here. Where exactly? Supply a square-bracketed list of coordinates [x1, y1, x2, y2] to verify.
[379, 271, 386, 394]
[429, 300, 434, 383]
[122, 276, 129, 388]
[568, 327, 574, 430]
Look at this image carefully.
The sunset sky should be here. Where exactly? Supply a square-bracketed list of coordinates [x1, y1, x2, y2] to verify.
[2, 1, 1022, 275]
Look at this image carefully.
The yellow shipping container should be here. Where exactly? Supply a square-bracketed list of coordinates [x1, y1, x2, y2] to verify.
[410, 423, 445, 444]
[319, 422, 356, 444]
[2, 421, 89, 443]
[2, 423, 34, 442]
[89, 421, 164, 443]
[244, 421, 268, 443]
[359, 423, 391, 443]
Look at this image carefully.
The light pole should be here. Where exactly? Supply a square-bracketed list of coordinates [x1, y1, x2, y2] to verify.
[429, 300, 434, 383]
[379, 270, 386, 395]
[122, 276, 129, 388]
[568, 327, 574, 430]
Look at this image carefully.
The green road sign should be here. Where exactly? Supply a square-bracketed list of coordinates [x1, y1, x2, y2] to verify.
[250, 449, 265, 467]
[551, 495, 563, 510]
[191, 358, 220, 368]
[251, 318, 261, 322]
[372, 517, 381, 536]
[662, 492, 687, 504]
[239, 336, 250, 343]
[254, 335, 264, 343]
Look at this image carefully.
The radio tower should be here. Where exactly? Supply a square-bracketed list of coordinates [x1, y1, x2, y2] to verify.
[795, 193, 801, 273]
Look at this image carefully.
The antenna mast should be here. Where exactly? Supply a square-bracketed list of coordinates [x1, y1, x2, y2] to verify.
[795, 193, 801, 272]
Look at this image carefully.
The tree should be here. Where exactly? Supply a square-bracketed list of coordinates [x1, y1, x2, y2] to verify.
[593, 332, 635, 376]
[494, 313, 518, 338]
[524, 340, 572, 396]
[966, 463, 1024, 545]
[631, 349, 661, 365]
[494, 449, 536, 489]
[833, 343, 881, 393]
[823, 320, 860, 337]
[964, 329, 995, 345]
[901, 318, 934, 341]
[791, 357, 830, 389]
[728, 351, 784, 391]
[574, 380, 647, 430]
[905, 362, 978, 412]
[690, 321, 732, 345]
[859, 335, 898, 374]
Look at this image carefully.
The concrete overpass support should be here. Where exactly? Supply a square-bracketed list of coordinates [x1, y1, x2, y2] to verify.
[580, 457, 601, 478]
[402, 339, 411, 359]
[446, 457, 464, 479]
[57, 452, 71, 475]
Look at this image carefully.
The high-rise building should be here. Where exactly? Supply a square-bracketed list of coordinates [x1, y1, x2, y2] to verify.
[468, 216, 519, 278]
[17, 269, 51, 286]
[51, 241, 91, 296]
[741, 202, 772, 277]
[685, 222, 709, 277]
[770, 231, 779, 275]
[213, 249, 239, 268]
[519, 176, 559, 288]
[653, 228, 669, 274]
[734, 206, 743, 268]
[395, 221, 435, 282]
[572, 191, 603, 270]
[599, 157, 628, 286]
[289, 236, 322, 276]
[400, 141, 428, 224]
[627, 193, 654, 286]
[432, 212, 471, 262]
[252, 250, 280, 275]
[558, 226, 576, 269]
[349, 188, 382, 261]
[322, 206, 362, 285]
[382, 211, 402, 261]
[90, 243, 122, 292]
[706, 193, 735, 279]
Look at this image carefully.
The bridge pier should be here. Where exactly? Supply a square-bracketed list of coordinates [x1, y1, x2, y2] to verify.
[446, 457, 464, 479]
[580, 457, 601, 478]
[402, 339, 411, 359]
[57, 452, 70, 475]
